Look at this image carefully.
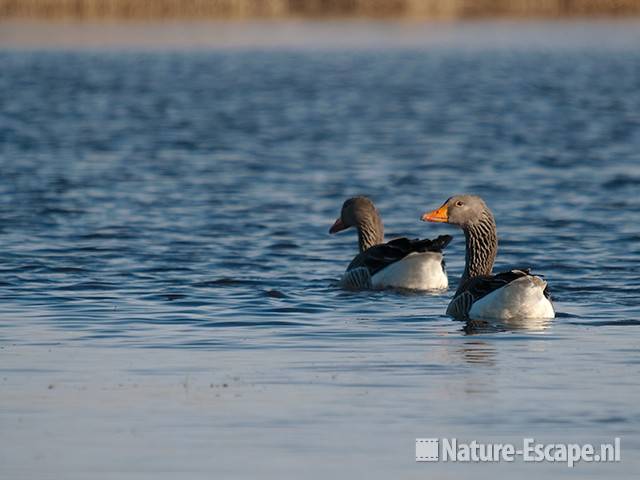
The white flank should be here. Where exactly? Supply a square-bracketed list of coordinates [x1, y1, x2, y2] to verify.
[370, 252, 448, 291]
[468, 275, 555, 321]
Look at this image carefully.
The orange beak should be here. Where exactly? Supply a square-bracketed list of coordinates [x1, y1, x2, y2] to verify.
[421, 204, 449, 223]
[329, 218, 348, 234]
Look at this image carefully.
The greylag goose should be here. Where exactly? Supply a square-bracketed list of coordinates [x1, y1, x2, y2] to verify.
[421, 195, 555, 321]
[330, 196, 452, 290]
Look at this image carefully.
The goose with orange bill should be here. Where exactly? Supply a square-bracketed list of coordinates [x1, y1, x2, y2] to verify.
[421, 195, 555, 321]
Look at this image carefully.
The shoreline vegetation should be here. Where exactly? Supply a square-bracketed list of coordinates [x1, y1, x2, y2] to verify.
[1, 1, 640, 20]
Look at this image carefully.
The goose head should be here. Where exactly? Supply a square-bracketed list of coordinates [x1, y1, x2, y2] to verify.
[329, 196, 380, 234]
[421, 194, 490, 228]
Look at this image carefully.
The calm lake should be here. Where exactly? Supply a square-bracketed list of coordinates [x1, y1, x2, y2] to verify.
[1, 20, 639, 479]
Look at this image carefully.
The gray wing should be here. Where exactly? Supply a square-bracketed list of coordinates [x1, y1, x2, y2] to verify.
[340, 267, 372, 290]
[446, 291, 475, 320]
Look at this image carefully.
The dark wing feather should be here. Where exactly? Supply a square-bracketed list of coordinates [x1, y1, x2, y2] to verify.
[478, 269, 551, 300]
[461, 269, 532, 302]
[347, 234, 452, 276]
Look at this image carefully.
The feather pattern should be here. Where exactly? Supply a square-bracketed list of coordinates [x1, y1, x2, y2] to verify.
[340, 267, 373, 290]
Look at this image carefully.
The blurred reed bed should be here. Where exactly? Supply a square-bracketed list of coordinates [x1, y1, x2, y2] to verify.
[1, 0, 640, 19]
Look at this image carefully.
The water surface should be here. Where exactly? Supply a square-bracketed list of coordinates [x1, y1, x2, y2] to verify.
[1, 20, 639, 479]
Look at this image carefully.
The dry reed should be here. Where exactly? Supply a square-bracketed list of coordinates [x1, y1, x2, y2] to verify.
[1, 0, 639, 19]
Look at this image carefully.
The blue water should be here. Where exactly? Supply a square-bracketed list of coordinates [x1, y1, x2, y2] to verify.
[1, 21, 639, 479]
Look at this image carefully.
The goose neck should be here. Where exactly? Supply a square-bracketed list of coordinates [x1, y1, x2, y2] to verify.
[356, 215, 384, 252]
[460, 210, 498, 285]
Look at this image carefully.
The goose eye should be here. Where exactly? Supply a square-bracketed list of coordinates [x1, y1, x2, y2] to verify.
[455, 201, 464, 207]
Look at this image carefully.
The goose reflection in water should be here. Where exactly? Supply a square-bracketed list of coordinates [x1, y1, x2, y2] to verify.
[463, 317, 554, 335]
[457, 340, 497, 367]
